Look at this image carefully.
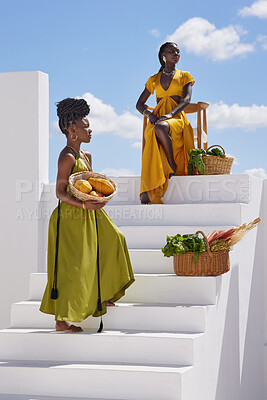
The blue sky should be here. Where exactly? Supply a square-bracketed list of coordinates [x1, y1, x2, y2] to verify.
[1, 0, 267, 182]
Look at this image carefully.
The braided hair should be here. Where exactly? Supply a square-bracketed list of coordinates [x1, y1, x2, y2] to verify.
[56, 98, 90, 136]
[158, 42, 178, 72]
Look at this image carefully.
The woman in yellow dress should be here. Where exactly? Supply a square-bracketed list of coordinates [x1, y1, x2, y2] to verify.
[136, 42, 195, 204]
[40, 98, 135, 332]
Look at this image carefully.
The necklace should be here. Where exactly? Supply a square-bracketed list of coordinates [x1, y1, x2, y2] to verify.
[66, 145, 80, 157]
[162, 69, 176, 76]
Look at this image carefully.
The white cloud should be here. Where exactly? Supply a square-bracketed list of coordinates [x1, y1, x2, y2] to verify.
[239, 0, 267, 18]
[257, 34, 267, 49]
[243, 168, 267, 178]
[208, 101, 267, 130]
[149, 29, 160, 38]
[166, 17, 254, 61]
[99, 168, 135, 177]
[131, 141, 142, 149]
[80, 93, 142, 140]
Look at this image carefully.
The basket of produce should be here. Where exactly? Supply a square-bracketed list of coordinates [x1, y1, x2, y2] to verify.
[161, 218, 261, 276]
[188, 145, 234, 175]
[69, 171, 117, 204]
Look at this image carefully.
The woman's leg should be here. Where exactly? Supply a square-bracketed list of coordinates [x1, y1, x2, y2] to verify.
[154, 121, 177, 177]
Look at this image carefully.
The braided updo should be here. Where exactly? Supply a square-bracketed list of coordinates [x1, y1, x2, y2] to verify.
[56, 98, 90, 136]
[158, 42, 178, 72]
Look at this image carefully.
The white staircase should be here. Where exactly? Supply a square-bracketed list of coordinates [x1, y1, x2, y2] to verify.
[0, 175, 265, 400]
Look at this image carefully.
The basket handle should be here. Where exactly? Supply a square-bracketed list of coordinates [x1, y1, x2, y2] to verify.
[196, 230, 212, 257]
[206, 144, 225, 155]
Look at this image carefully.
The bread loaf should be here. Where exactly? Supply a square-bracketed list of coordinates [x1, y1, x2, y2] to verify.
[88, 178, 114, 196]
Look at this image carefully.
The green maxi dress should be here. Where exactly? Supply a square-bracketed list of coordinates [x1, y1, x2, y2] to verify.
[40, 155, 135, 322]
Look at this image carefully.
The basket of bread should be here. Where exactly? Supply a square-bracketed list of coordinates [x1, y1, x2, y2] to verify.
[69, 171, 117, 204]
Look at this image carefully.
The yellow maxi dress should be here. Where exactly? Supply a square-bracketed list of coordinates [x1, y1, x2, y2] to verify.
[140, 70, 195, 204]
[40, 155, 135, 322]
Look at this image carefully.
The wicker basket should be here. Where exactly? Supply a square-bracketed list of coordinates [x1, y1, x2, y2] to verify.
[173, 230, 230, 276]
[69, 171, 117, 204]
[199, 145, 234, 175]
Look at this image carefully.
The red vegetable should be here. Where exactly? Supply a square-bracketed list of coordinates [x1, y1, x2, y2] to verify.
[207, 228, 236, 244]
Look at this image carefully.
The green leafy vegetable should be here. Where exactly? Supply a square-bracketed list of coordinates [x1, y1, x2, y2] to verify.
[205, 148, 225, 158]
[188, 149, 205, 175]
[161, 233, 207, 263]
[188, 147, 227, 175]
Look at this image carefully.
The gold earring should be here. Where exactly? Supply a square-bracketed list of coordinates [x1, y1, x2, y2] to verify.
[163, 56, 167, 63]
[71, 133, 78, 141]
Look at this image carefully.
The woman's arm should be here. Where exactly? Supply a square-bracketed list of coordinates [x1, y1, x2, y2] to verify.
[157, 82, 193, 122]
[136, 88, 158, 125]
[56, 153, 105, 210]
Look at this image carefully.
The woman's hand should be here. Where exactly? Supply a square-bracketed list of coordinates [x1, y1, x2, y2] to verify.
[84, 199, 108, 210]
[156, 113, 174, 123]
[148, 113, 159, 125]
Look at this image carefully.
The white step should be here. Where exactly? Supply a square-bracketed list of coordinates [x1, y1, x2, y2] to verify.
[129, 249, 173, 273]
[0, 329, 203, 366]
[105, 203, 242, 226]
[106, 174, 251, 205]
[0, 396, 112, 400]
[11, 301, 206, 333]
[120, 225, 234, 249]
[122, 274, 217, 304]
[27, 273, 217, 305]
[0, 360, 192, 400]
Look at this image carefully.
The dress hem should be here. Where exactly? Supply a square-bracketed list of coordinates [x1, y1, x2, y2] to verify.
[39, 277, 135, 323]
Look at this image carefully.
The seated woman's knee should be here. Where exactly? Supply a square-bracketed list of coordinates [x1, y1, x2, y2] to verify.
[154, 121, 169, 134]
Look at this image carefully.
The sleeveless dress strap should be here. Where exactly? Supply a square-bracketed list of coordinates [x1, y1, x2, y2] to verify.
[80, 150, 92, 170]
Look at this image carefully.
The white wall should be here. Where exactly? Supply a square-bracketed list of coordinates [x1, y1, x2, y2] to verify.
[0, 71, 49, 329]
[264, 179, 267, 344]
[263, 179, 267, 399]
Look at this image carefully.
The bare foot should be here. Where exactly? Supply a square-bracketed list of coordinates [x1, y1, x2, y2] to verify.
[55, 321, 83, 332]
[140, 192, 151, 204]
[106, 300, 115, 306]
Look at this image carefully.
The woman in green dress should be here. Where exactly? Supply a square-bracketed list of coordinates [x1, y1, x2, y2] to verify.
[40, 98, 135, 332]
